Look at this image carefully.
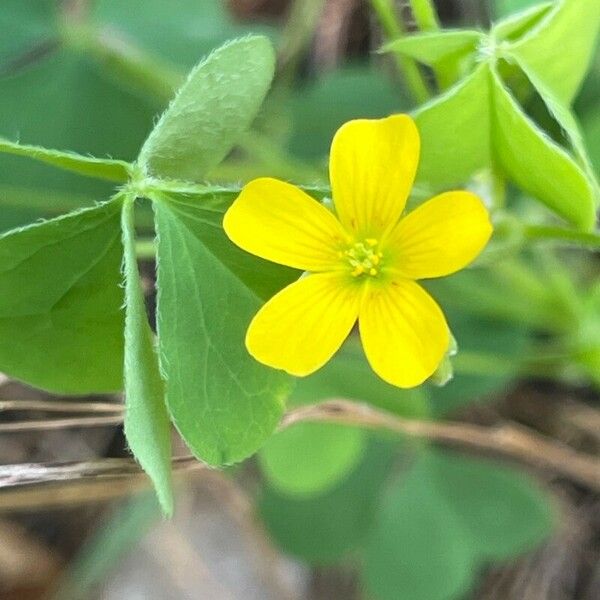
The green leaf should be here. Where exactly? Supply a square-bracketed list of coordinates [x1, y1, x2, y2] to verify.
[509, 54, 600, 199]
[152, 192, 293, 466]
[430, 451, 556, 560]
[121, 197, 173, 516]
[259, 422, 366, 498]
[0, 138, 132, 182]
[138, 36, 276, 182]
[153, 189, 298, 299]
[382, 30, 483, 66]
[0, 185, 94, 234]
[260, 438, 396, 564]
[491, 67, 596, 230]
[509, 0, 600, 104]
[364, 455, 474, 600]
[492, 2, 553, 39]
[363, 450, 554, 600]
[414, 63, 491, 192]
[0, 201, 124, 393]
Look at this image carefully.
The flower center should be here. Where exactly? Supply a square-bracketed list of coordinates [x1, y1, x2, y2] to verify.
[343, 238, 383, 278]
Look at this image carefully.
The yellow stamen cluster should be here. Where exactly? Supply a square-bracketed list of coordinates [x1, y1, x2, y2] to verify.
[342, 238, 383, 277]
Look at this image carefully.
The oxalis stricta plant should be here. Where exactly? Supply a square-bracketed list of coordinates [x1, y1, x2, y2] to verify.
[1, 6, 600, 594]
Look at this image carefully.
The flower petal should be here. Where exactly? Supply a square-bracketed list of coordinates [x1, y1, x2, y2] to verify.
[223, 177, 349, 271]
[359, 279, 449, 388]
[386, 191, 492, 279]
[246, 272, 360, 376]
[329, 115, 420, 236]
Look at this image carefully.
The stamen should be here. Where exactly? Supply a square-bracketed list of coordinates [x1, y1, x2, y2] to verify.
[343, 239, 383, 278]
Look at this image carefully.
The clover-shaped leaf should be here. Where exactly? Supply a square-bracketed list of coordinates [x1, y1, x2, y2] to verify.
[363, 450, 555, 600]
[509, 0, 600, 104]
[0, 35, 282, 510]
[387, 0, 600, 230]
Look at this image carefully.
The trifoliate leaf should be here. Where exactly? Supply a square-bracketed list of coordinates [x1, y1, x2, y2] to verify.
[364, 449, 554, 600]
[508, 0, 600, 104]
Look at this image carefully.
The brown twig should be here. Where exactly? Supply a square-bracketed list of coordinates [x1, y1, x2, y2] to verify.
[282, 400, 600, 491]
[0, 400, 598, 499]
[0, 415, 124, 433]
[0, 455, 204, 489]
[0, 399, 124, 414]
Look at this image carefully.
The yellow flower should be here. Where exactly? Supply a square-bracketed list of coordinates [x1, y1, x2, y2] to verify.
[223, 115, 493, 388]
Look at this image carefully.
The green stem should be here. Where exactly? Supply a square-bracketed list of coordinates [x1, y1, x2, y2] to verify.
[525, 225, 600, 250]
[409, 0, 441, 31]
[370, 0, 431, 104]
[409, 0, 461, 91]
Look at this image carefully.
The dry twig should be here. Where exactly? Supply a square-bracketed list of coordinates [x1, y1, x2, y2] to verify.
[0, 415, 124, 433]
[0, 400, 598, 504]
[0, 399, 123, 414]
[282, 400, 600, 490]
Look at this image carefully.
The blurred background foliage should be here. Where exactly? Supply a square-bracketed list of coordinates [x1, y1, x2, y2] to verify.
[0, 1, 599, 599]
